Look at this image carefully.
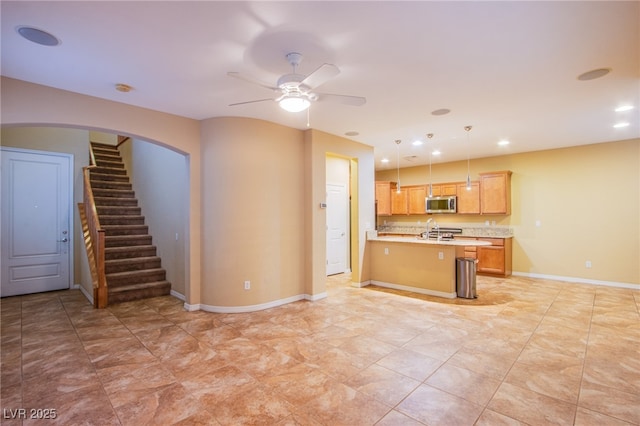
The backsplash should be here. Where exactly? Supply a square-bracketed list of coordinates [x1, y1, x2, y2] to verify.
[377, 221, 513, 238]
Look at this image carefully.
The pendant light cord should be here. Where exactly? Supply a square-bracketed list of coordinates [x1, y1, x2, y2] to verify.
[395, 139, 401, 193]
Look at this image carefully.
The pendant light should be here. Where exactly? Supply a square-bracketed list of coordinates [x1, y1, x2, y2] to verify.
[464, 125, 472, 190]
[426, 133, 434, 197]
[395, 139, 402, 193]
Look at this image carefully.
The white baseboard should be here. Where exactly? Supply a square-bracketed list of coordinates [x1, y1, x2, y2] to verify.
[170, 290, 185, 301]
[511, 272, 639, 291]
[183, 292, 327, 313]
[78, 285, 94, 305]
[369, 280, 457, 299]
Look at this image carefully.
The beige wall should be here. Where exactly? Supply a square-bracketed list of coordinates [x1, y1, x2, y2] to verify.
[376, 139, 640, 286]
[200, 117, 306, 309]
[1, 77, 202, 304]
[1, 126, 91, 295]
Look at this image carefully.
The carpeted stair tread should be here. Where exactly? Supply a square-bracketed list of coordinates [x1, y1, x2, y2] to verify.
[94, 196, 139, 207]
[106, 268, 166, 287]
[100, 215, 146, 225]
[102, 224, 149, 236]
[105, 256, 162, 273]
[104, 245, 158, 260]
[105, 234, 152, 247]
[96, 206, 142, 215]
[107, 281, 172, 304]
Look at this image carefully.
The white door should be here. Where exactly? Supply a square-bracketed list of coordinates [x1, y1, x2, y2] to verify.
[1, 148, 72, 297]
[326, 183, 348, 276]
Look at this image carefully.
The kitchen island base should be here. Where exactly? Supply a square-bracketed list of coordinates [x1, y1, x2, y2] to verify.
[367, 237, 490, 299]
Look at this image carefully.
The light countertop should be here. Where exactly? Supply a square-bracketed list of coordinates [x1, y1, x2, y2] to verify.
[368, 235, 491, 247]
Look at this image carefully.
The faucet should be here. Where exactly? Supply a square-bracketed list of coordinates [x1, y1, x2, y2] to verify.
[425, 218, 436, 239]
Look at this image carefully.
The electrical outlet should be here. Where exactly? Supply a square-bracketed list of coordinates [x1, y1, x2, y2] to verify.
[585, 261, 592, 268]
[384, 247, 389, 255]
[244, 280, 251, 290]
[438, 251, 444, 260]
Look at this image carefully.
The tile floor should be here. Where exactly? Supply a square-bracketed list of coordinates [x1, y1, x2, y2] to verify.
[1, 274, 639, 425]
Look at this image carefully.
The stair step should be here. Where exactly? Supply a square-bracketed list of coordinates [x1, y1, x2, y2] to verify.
[91, 142, 119, 150]
[97, 206, 141, 216]
[90, 180, 133, 190]
[105, 256, 162, 274]
[100, 215, 145, 226]
[107, 281, 171, 304]
[94, 197, 138, 207]
[94, 152, 122, 162]
[90, 172, 129, 183]
[92, 188, 135, 199]
[90, 166, 127, 176]
[106, 268, 167, 287]
[95, 159, 125, 169]
[105, 235, 152, 247]
[105, 245, 157, 260]
[103, 225, 149, 236]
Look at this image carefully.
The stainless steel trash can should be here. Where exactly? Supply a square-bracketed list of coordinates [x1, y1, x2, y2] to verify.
[456, 258, 477, 298]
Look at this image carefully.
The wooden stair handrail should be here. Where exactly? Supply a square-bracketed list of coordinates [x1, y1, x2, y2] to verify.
[82, 162, 108, 308]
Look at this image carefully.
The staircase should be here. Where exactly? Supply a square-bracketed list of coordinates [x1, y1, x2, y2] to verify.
[89, 142, 171, 304]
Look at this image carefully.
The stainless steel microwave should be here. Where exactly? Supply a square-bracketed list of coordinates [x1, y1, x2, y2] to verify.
[426, 195, 457, 214]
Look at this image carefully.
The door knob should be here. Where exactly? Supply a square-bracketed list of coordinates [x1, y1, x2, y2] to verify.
[57, 238, 68, 242]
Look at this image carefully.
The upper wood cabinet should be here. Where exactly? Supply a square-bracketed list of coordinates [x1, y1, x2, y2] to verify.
[407, 185, 427, 214]
[375, 181, 395, 216]
[480, 171, 512, 215]
[456, 181, 480, 214]
[390, 186, 408, 215]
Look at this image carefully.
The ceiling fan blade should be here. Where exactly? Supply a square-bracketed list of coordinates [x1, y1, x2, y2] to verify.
[300, 63, 340, 89]
[227, 72, 278, 91]
[229, 98, 274, 107]
[316, 93, 367, 106]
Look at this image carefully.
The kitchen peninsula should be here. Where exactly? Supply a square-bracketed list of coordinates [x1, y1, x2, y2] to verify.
[367, 232, 491, 299]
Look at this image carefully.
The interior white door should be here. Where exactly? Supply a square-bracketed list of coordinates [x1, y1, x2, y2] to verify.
[326, 183, 348, 276]
[1, 148, 72, 297]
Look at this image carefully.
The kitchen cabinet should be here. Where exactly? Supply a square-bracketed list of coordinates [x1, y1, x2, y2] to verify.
[391, 187, 408, 215]
[456, 181, 480, 214]
[375, 181, 395, 216]
[408, 185, 427, 214]
[378, 184, 427, 215]
[428, 183, 456, 197]
[480, 171, 512, 215]
[476, 238, 512, 276]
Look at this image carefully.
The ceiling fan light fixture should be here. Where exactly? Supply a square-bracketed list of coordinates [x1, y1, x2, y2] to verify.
[279, 95, 310, 112]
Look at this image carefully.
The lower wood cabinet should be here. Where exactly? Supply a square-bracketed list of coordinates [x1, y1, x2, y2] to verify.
[476, 238, 512, 277]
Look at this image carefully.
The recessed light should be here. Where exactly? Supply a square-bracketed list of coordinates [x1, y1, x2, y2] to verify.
[431, 108, 451, 116]
[17, 26, 60, 46]
[381, 158, 389, 163]
[613, 122, 630, 128]
[615, 105, 634, 112]
[432, 150, 441, 156]
[412, 140, 423, 146]
[577, 68, 611, 81]
[345, 131, 359, 137]
[498, 140, 510, 146]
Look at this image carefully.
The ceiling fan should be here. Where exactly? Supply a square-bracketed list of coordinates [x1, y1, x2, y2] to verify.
[227, 52, 366, 112]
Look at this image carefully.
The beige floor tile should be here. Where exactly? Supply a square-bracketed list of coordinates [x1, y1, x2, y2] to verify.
[578, 377, 640, 424]
[426, 363, 502, 405]
[397, 383, 484, 426]
[345, 363, 421, 406]
[488, 382, 577, 425]
[299, 380, 391, 425]
[376, 347, 444, 381]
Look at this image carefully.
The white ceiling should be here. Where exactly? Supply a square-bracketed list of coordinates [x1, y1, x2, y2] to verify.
[2, 1, 638, 170]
